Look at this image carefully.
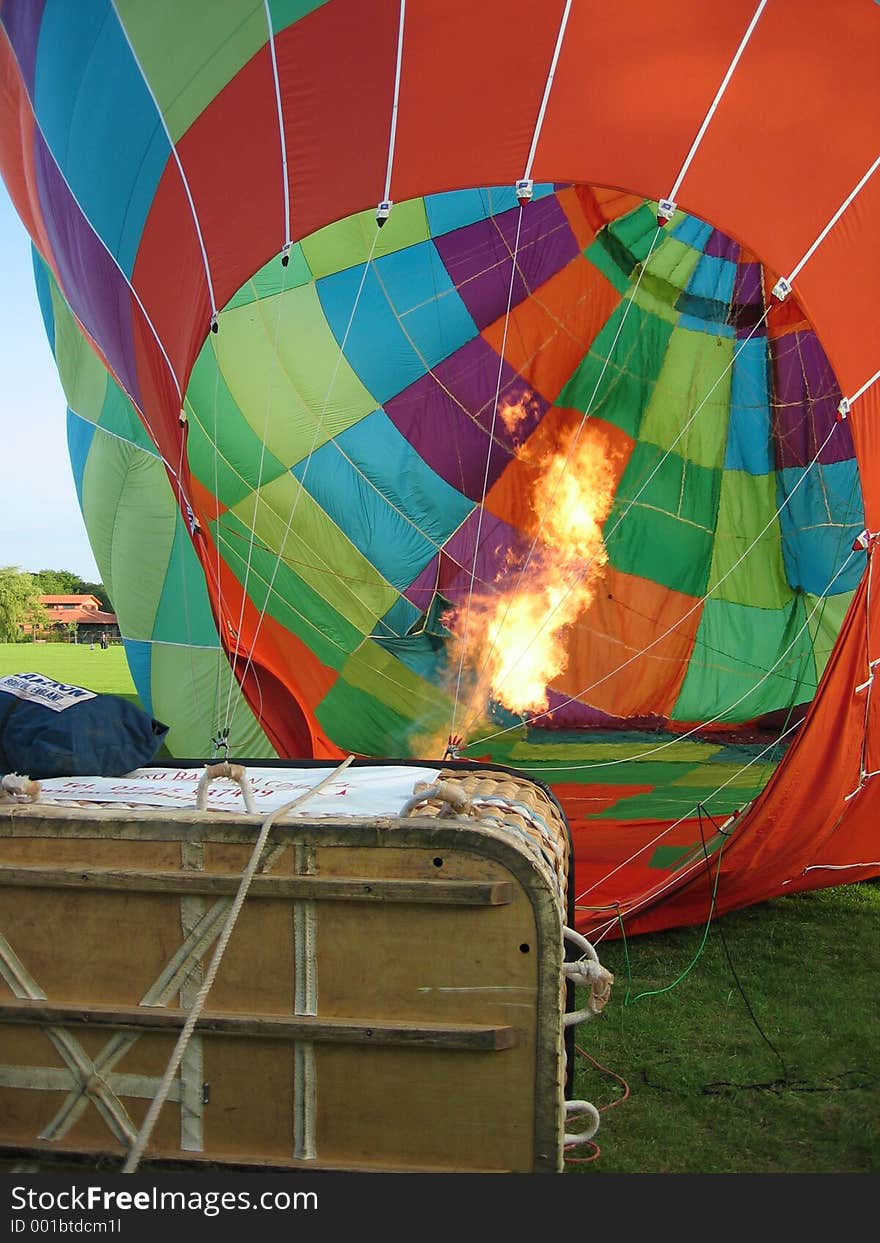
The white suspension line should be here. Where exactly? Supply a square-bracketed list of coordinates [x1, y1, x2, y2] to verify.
[110, 0, 218, 321]
[263, 0, 291, 252]
[662, 0, 768, 214]
[522, 0, 573, 184]
[449, 206, 526, 742]
[378, 0, 406, 219]
[786, 152, 880, 289]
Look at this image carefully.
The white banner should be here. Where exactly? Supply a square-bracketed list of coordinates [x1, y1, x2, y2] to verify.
[38, 765, 443, 817]
[0, 672, 96, 713]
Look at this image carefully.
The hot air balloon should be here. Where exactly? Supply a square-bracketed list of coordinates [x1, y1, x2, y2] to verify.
[1, 0, 879, 948]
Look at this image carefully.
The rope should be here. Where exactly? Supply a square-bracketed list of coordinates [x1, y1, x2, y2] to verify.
[121, 754, 354, 1174]
[381, 0, 407, 210]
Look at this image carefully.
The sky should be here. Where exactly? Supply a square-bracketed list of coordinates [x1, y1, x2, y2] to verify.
[0, 179, 101, 582]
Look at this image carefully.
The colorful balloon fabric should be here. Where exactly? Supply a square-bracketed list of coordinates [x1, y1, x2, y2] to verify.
[2, 0, 879, 937]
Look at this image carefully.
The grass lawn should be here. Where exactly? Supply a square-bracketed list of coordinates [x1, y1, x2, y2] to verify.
[0, 641, 142, 708]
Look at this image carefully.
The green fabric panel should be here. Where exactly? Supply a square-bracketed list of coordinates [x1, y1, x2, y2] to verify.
[639, 328, 733, 469]
[229, 471, 397, 630]
[557, 303, 674, 438]
[806, 589, 855, 681]
[606, 442, 720, 596]
[708, 470, 791, 608]
[638, 237, 701, 311]
[341, 639, 451, 723]
[151, 515, 222, 646]
[583, 238, 630, 294]
[99, 381, 159, 456]
[80, 432, 175, 641]
[316, 664, 446, 758]
[216, 283, 375, 465]
[605, 203, 660, 265]
[117, 0, 267, 143]
[214, 512, 366, 667]
[672, 595, 817, 722]
[630, 281, 679, 326]
[49, 282, 108, 421]
[149, 640, 278, 760]
[301, 199, 430, 279]
[267, 1, 330, 33]
[185, 348, 287, 508]
[224, 246, 312, 310]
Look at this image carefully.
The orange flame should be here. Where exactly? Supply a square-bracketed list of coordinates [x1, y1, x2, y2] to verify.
[446, 420, 617, 721]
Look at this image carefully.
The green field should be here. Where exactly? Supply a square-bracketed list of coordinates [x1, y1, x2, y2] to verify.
[0, 641, 142, 706]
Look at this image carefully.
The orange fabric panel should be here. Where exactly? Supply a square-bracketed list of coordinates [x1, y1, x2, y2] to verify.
[554, 565, 701, 718]
[554, 781, 654, 817]
[850, 386, 880, 531]
[534, 1, 758, 204]
[481, 252, 621, 398]
[393, 0, 566, 208]
[277, 0, 400, 242]
[484, 410, 633, 531]
[188, 472, 227, 522]
[556, 185, 599, 252]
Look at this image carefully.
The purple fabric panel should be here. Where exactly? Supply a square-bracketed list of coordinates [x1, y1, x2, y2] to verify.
[541, 690, 667, 731]
[34, 130, 142, 409]
[405, 508, 531, 613]
[434, 195, 579, 331]
[1, 0, 44, 95]
[385, 335, 548, 499]
[771, 331, 852, 468]
[731, 261, 766, 336]
[704, 229, 739, 262]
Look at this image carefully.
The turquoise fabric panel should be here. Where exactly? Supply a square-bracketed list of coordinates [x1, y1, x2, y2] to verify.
[35, 0, 171, 275]
[66, 410, 96, 508]
[725, 336, 773, 474]
[777, 461, 864, 596]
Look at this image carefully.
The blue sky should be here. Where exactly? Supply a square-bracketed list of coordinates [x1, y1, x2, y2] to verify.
[0, 180, 101, 581]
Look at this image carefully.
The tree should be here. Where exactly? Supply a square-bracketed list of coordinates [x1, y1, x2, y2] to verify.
[31, 569, 111, 611]
[0, 567, 47, 642]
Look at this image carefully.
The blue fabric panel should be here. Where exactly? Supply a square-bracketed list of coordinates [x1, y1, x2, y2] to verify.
[424, 184, 555, 238]
[725, 336, 772, 474]
[293, 409, 472, 590]
[669, 216, 713, 250]
[317, 247, 476, 405]
[31, 247, 56, 344]
[34, 0, 171, 276]
[66, 410, 96, 508]
[777, 461, 865, 595]
[121, 638, 154, 717]
[686, 253, 737, 305]
[375, 595, 422, 638]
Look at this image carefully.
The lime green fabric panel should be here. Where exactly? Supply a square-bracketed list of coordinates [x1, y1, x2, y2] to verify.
[49, 282, 108, 421]
[301, 200, 430, 280]
[672, 596, 817, 722]
[630, 278, 683, 327]
[606, 442, 720, 595]
[806, 589, 855, 681]
[228, 472, 398, 630]
[185, 350, 287, 507]
[216, 283, 375, 465]
[709, 470, 791, 608]
[224, 246, 312, 311]
[316, 661, 446, 758]
[638, 237, 701, 311]
[639, 329, 733, 470]
[341, 639, 451, 725]
[116, 0, 266, 143]
[557, 303, 674, 438]
[151, 518, 222, 646]
[80, 433, 175, 641]
[149, 640, 278, 759]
